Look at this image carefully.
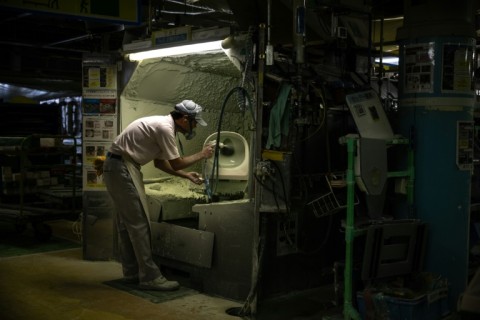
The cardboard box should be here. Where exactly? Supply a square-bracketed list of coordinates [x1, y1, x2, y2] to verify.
[2, 166, 12, 181]
[122, 39, 152, 52]
[36, 178, 51, 186]
[40, 138, 55, 147]
[152, 26, 191, 46]
[39, 171, 50, 178]
[191, 27, 230, 41]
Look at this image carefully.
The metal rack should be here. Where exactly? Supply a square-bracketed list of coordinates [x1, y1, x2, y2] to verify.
[0, 134, 80, 240]
[340, 134, 415, 320]
[307, 173, 359, 218]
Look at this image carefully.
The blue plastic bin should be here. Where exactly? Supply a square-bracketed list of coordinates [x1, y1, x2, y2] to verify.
[356, 289, 449, 320]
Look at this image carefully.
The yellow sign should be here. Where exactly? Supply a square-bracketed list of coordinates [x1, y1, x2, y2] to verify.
[0, 0, 140, 24]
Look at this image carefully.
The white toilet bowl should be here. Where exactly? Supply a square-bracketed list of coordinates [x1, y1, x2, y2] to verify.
[203, 131, 249, 181]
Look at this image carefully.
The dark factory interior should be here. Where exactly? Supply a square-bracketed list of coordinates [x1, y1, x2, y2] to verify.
[0, 1, 480, 320]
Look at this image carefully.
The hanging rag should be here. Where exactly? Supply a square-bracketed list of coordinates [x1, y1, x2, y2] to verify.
[266, 83, 292, 149]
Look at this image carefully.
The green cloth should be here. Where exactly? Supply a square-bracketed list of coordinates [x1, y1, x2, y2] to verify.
[266, 83, 292, 149]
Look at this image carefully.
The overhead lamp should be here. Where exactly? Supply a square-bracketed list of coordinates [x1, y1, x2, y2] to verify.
[375, 56, 399, 66]
[128, 40, 224, 61]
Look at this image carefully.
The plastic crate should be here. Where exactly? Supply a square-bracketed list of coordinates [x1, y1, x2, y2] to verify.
[356, 289, 450, 320]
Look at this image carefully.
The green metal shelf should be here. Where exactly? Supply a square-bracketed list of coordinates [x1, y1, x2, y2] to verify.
[340, 134, 415, 320]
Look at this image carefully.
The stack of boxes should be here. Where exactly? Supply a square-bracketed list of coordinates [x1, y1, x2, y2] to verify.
[1, 166, 59, 195]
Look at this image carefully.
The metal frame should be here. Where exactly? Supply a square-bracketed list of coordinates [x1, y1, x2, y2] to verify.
[341, 134, 415, 320]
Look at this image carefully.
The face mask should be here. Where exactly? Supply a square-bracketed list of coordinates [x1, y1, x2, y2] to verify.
[184, 130, 196, 140]
[183, 118, 196, 140]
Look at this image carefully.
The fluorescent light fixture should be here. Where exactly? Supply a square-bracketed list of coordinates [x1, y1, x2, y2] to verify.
[375, 56, 399, 66]
[128, 40, 223, 61]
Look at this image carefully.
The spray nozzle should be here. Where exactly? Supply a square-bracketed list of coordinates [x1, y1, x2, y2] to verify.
[209, 139, 234, 156]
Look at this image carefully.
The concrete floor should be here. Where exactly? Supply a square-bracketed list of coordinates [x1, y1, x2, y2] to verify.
[0, 220, 340, 320]
[0, 219, 245, 320]
[0, 247, 247, 320]
[1, 219, 471, 320]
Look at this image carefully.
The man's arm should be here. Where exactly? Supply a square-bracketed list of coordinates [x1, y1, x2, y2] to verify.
[153, 143, 213, 172]
[167, 144, 214, 171]
[153, 158, 204, 185]
[153, 159, 189, 178]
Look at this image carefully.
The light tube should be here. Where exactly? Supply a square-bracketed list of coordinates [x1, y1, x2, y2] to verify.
[128, 40, 223, 61]
[375, 57, 399, 66]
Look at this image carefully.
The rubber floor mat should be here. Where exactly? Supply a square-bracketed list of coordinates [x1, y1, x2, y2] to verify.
[103, 278, 199, 304]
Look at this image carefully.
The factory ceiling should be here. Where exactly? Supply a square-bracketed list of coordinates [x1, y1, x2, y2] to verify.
[0, 0, 430, 103]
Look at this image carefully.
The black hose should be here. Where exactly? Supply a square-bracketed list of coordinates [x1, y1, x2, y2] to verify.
[206, 86, 254, 199]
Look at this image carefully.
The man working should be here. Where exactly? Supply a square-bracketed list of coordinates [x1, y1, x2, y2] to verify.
[103, 100, 215, 291]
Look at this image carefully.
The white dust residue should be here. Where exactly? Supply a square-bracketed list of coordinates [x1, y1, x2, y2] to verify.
[145, 176, 206, 201]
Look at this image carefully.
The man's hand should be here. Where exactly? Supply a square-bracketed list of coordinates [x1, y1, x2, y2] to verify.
[186, 172, 204, 185]
[202, 144, 215, 159]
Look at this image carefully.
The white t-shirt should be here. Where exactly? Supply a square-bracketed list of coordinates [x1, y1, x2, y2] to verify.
[109, 115, 180, 165]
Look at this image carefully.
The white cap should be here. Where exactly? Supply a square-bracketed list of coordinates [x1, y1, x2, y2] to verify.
[174, 100, 207, 126]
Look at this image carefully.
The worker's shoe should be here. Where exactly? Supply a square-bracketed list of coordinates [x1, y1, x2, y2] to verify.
[139, 275, 180, 291]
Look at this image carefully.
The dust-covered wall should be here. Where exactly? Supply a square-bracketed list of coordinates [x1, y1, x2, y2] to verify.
[119, 52, 253, 179]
